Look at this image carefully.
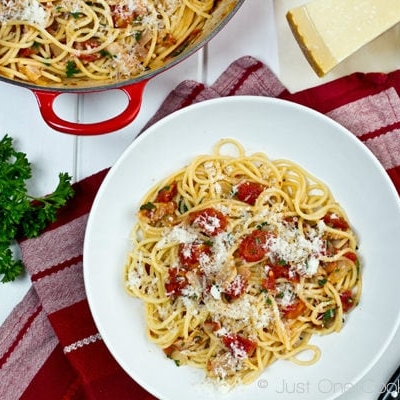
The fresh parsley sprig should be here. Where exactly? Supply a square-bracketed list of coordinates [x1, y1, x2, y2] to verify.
[0, 134, 75, 283]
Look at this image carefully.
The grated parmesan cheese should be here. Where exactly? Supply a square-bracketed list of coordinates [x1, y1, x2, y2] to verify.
[0, 0, 47, 27]
[266, 218, 326, 276]
[276, 282, 296, 307]
[126, 252, 145, 289]
[193, 213, 222, 235]
[204, 161, 226, 182]
[210, 284, 222, 300]
[156, 226, 198, 248]
[201, 233, 230, 275]
[126, 140, 361, 389]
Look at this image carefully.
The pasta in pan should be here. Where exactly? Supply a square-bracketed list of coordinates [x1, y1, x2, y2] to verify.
[0, 0, 217, 86]
[124, 138, 361, 387]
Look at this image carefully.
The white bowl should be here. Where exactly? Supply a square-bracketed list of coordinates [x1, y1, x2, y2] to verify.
[84, 96, 400, 400]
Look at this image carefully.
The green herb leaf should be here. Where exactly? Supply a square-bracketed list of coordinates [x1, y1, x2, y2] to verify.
[178, 199, 188, 214]
[21, 173, 74, 238]
[256, 221, 269, 230]
[134, 31, 142, 41]
[0, 134, 74, 282]
[140, 202, 156, 211]
[0, 242, 24, 283]
[318, 278, 327, 286]
[322, 308, 335, 324]
[66, 60, 80, 77]
[70, 11, 83, 18]
[99, 49, 112, 58]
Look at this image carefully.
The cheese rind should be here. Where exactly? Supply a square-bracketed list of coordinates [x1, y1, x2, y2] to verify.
[286, 0, 400, 77]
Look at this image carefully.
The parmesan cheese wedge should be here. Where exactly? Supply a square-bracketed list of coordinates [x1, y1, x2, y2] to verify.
[286, 0, 400, 77]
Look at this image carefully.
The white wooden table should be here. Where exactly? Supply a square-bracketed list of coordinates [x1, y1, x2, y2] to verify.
[1, 1, 399, 399]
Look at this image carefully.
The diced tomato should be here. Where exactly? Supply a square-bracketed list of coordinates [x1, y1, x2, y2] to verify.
[110, 3, 147, 28]
[283, 299, 307, 320]
[178, 241, 212, 269]
[261, 270, 276, 291]
[223, 275, 247, 300]
[111, 5, 134, 28]
[238, 230, 273, 262]
[19, 47, 38, 57]
[283, 216, 299, 226]
[163, 337, 189, 357]
[261, 264, 297, 291]
[113, 14, 132, 28]
[77, 53, 101, 62]
[79, 39, 100, 50]
[163, 344, 176, 357]
[74, 39, 102, 62]
[235, 181, 266, 205]
[160, 32, 177, 47]
[165, 267, 188, 297]
[271, 264, 289, 279]
[155, 182, 177, 203]
[323, 213, 349, 230]
[188, 207, 228, 236]
[343, 251, 358, 263]
[339, 290, 354, 312]
[222, 334, 257, 358]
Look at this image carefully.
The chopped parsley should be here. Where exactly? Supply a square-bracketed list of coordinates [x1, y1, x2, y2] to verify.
[318, 278, 327, 286]
[66, 60, 80, 77]
[134, 31, 142, 41]
[322, 308, 335, 325]
[178, 200, 188, 214]
[70, 11, 84, 18]
[256, 221, 269, 229]
[140, 202, 156, 211]
[100, 49, 113, 58]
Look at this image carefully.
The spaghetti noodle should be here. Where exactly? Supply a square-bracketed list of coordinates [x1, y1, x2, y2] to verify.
[124, 138, 361, 387]
[0, 0, 217, 86]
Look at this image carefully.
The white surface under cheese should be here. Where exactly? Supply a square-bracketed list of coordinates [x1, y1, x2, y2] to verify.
[286, 0, 400, 76]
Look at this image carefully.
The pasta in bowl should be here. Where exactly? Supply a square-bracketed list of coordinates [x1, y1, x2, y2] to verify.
[83, 96, 400, 400]
[123, 138, 361, 387]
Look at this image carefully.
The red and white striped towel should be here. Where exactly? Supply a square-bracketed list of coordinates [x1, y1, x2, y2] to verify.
[1, 56, 400, 400]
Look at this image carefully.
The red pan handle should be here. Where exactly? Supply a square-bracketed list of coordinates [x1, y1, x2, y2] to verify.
[32, 80, 148, 136]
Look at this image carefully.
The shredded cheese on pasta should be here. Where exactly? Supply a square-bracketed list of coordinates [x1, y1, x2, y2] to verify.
[0, 0, 218, 85]
[124, 138, 362, 388]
